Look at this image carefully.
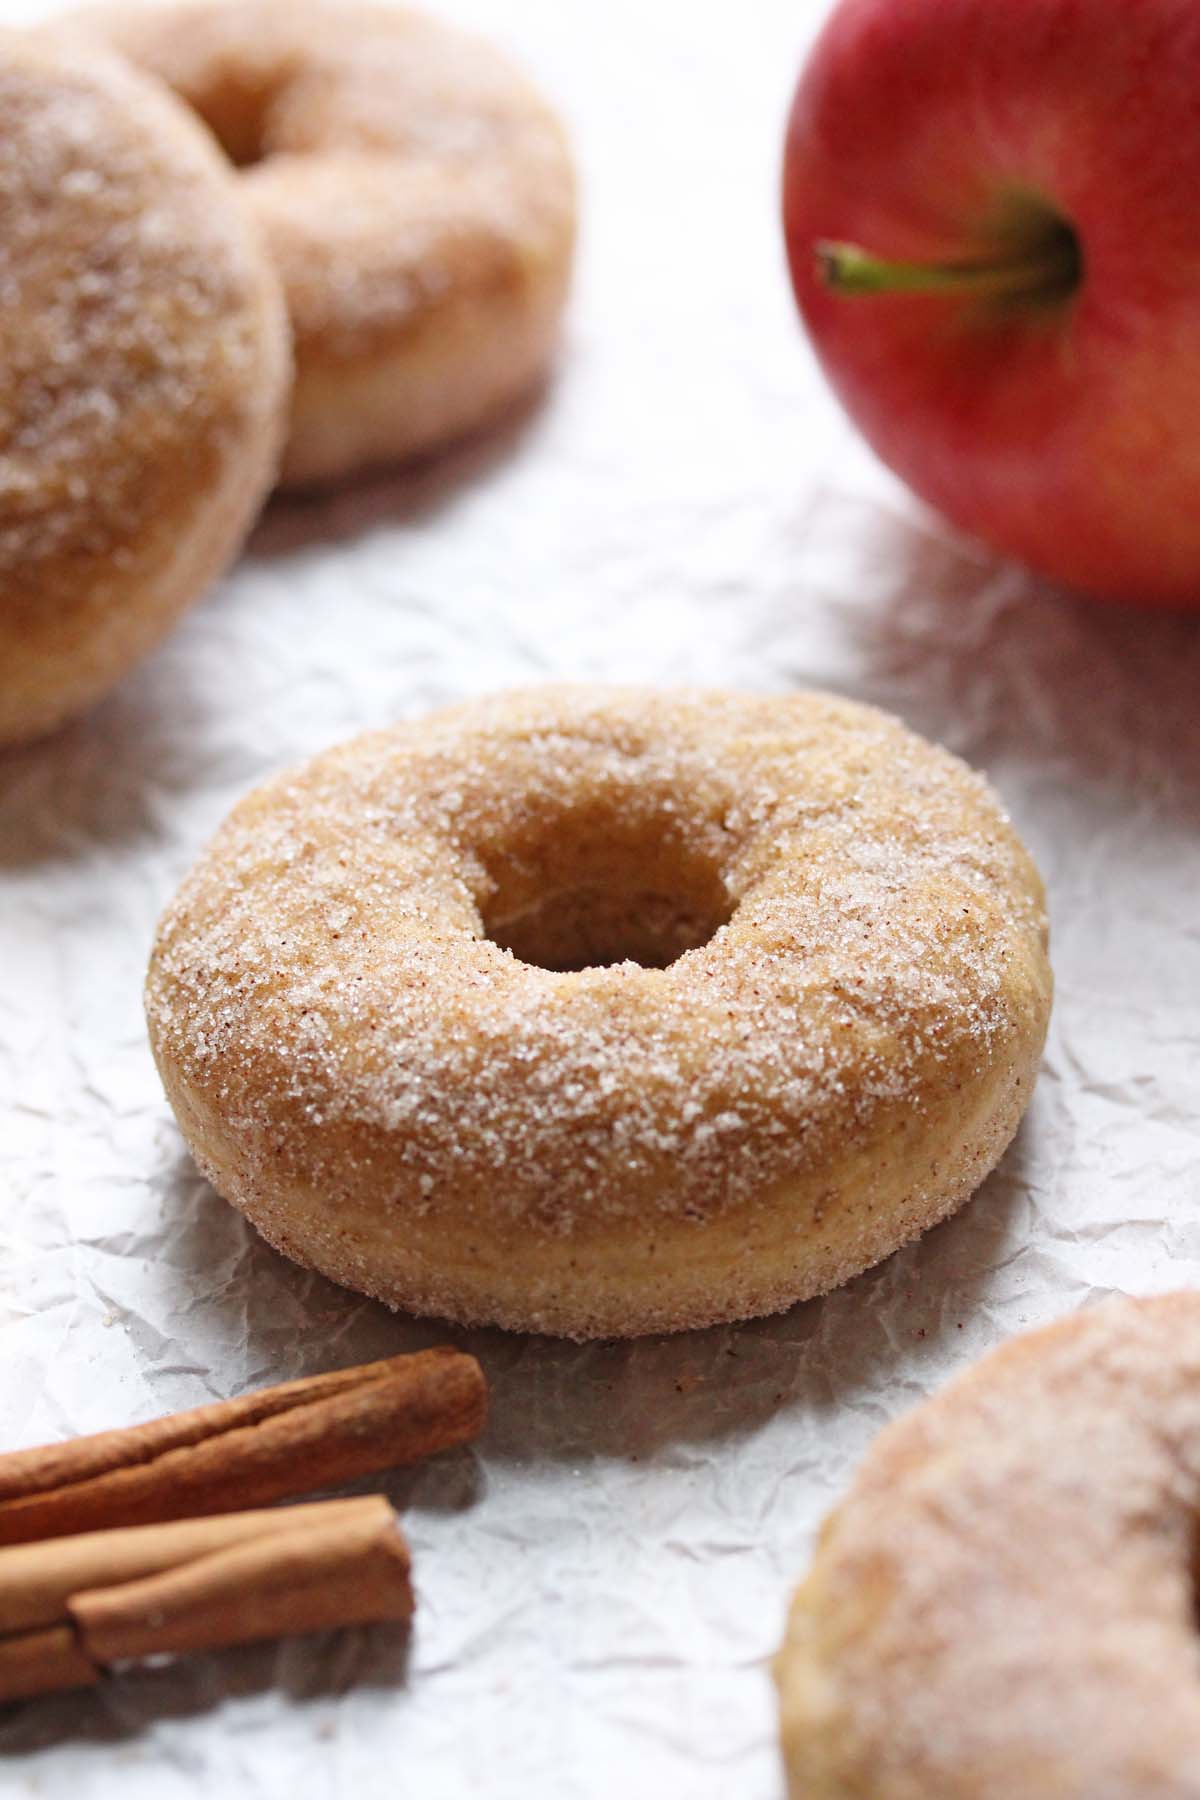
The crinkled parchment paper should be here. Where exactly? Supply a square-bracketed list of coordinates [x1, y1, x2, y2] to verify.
[2, 0, 1199, 1794]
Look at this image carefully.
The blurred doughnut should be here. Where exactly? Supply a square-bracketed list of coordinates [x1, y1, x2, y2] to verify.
[83, 0, 577, 485]
[0, 27, 289, 745]
[777, 1292, 1200, 1797]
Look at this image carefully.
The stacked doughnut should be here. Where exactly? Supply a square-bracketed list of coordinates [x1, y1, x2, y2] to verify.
[0, 28, 288, 745]
[0, 3, 575, 744]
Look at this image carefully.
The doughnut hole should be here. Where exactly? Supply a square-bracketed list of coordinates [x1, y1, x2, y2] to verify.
[155, 67, 283, 167]
[125, 58, 315, 168]
[477, 806, 736, 972]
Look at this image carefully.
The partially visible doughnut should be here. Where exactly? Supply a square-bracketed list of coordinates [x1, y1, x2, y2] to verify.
[81, 0, 577, 486]
[776, 1292, 1200, 1798]
[145, 686, 1051, 1340]
[0, 29, 289, 747]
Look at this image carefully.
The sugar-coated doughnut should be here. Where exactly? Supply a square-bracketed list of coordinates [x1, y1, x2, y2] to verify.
[145, 687, 1051, 1339]
[82, 0, 577, 486]
[0, 29, 289, 747]
[776, 1292, 1200, 1798]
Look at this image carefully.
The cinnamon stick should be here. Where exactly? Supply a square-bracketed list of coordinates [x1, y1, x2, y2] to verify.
[0, 1496, 412, 1704]
[0, 1348, 486, 1546]
[77, 1500, 411, 1661]
[0, 1497, 372, 1634]
[0, 1626, 98, 1703]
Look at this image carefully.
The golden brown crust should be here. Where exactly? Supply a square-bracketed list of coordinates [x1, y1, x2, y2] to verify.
[82, 0, 577, 484]
[145, 686, 1051, 1339]
[0, 27, 289, 746]
[776, 1292, 1200, 1799]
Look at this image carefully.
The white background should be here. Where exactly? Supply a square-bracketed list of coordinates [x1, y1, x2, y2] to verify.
[2, 0, 1199, 1794]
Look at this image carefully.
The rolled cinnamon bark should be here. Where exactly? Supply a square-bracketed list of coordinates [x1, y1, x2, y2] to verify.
[0, 1348, 486, 1546]
[76, 1499, 412, 1662]
[0, 1497, 373, 1634]
[0, 1496, 413, 1704]
[0, 1625, 98, 1702]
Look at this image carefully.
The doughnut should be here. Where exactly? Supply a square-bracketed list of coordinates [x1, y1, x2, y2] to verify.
[79, 0, 577, 487]
[144, 686, 1051, 1339]
[0, 28, 289, 747]
[776, 1292, 1200, 1798]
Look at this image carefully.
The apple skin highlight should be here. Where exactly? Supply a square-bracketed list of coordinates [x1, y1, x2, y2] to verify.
[783, 0, 1200, 609]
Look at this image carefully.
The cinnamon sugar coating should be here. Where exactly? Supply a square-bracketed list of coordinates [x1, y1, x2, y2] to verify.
[82, 0, 577, 485]
[777, 1292, 1200, 1798]
[0, 28, 289, 746]
[145, 686, 1051, 1338]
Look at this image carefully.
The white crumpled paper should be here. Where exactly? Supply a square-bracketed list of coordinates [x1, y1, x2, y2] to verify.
[2, 0, 1199, 1793]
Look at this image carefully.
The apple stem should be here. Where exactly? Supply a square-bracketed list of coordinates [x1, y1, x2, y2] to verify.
[815, 236, 1081, 303]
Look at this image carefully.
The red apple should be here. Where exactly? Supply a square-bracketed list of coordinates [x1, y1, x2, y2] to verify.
[782, 0, 1200, 608]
